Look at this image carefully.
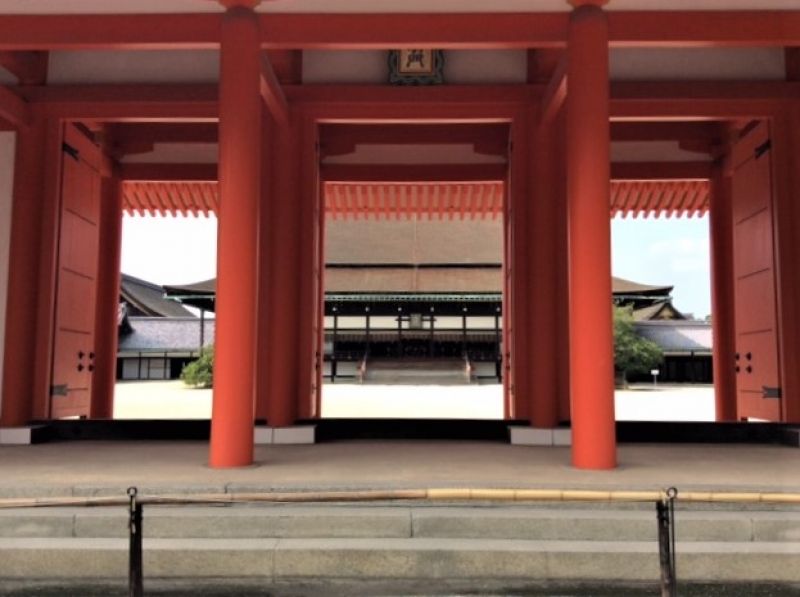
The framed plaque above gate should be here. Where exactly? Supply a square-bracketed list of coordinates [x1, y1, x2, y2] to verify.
[389, 50, 444, 85]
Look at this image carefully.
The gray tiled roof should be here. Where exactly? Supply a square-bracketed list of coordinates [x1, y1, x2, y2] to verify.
[118, 317, 215, 354]
[121, 274, 195, 318]
[635, 321, 712, 354]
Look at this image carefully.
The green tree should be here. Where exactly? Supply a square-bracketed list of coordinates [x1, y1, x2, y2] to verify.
[181, 346, 214, 389]
[613, 305, 663, 386]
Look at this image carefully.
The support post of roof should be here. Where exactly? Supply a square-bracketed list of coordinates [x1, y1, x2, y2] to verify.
[566, 0, 616, 469]
[91, 175, 123, 419]
[0, 118, 48, 426]
[261, 110, 303, 427]
[209, 3, 262, 468]
[771, 106, 800, 423]
[528, 114, 560, 428]
[508, 109, 533, 421]
[709, 162, 737, 422]
[296, 113, 323, 420]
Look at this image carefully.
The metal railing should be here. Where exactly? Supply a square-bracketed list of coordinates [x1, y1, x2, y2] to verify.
[3, 487, 800, 597]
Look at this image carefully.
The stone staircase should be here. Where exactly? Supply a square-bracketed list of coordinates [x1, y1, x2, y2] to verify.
[1, 502, 800, 587]
[364, 358, 470, 385]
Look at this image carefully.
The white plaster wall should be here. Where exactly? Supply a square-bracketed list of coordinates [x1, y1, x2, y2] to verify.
[0, 132, 16, 416]
[610, 48, 786, 81]
[48, 50, 220, 84]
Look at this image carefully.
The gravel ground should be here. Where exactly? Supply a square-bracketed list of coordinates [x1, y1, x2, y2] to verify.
[113, 381, 715, 422]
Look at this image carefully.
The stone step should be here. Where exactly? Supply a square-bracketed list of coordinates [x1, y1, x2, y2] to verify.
[1, 537, 800, 582]
[1, 506, 800, 542]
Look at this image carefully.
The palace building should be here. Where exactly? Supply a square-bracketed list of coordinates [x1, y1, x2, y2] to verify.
[1, 0, 799, 470]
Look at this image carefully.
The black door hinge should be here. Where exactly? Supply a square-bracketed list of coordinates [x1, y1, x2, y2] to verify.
[61, 142, 80, 161]
[755, 140, 772, 160]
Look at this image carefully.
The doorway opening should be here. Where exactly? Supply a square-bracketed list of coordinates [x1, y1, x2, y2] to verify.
[318, 123, 509, 420]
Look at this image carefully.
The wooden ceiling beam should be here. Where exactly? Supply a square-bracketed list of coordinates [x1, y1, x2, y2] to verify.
[118, 163, 218, 181]
[320, 163, 507, 183]
[786, 48, 800, 81]
[0, 51, 48, 85]
[610, 162, 712, 181]
[1, 12, 799, 51]
[0, 85, 31, 129]
[611, 121, 722, 143]
[260, 54, 289, 127]
[539, 52, 568, 125]
[319, 123, 509, 158]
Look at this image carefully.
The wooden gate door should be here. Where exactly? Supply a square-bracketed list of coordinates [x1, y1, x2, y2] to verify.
[730, 122, 782, 421]
[49, 125, 102, 418]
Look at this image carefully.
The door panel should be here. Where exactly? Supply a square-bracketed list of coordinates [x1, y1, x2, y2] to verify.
[731, 122, 782, 421]
[50, 126, 102, 419]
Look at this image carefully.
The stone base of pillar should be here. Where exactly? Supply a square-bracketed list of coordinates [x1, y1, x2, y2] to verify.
[254, 425, 316, 445]
[783, 428, 800, 448]
[509, 427, 572, 446]
[0, 426, 48, 445]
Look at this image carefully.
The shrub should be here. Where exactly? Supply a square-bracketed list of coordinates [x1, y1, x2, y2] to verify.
[614, 305, 663, 386]
[181, 346, 214, 388]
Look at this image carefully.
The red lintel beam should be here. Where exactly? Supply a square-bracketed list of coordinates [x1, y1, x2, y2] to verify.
[320, 163, 507, 183]
[259, 13, 567, 49]
[260, 55, 289, 127]
[110, 123, 218, 147]
[611, 121, 722, 143]
[539, 52, 568, 125]
[320, 123, 509, 157]
[118, 163, 218, 182]
[0, 14, 221, 51]
[610, 80, 799, 121]
[610, 161, 712, 181]
[0, 51, 48, 85]
[608, 11, 800, 48]
[0, 12, 799, 51]
[0, 85, 31, 128]
[16, 84, 218, 121]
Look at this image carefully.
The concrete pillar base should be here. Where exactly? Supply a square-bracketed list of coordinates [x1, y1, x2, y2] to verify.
[0, 426, 47, 445]
[509, 427, 572, 446]
[783, 428, 800, 448]
[254, 425, 316, 445]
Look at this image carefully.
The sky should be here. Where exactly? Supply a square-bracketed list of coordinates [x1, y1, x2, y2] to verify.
[121, 214, 712, 319]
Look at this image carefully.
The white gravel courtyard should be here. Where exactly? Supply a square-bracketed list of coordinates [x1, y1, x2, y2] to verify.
[113, 381, 716, 422]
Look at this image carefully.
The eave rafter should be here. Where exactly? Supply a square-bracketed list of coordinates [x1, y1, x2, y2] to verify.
[0, 12, 799, 50]
[0, 51, 48, 85]
[0, 86, 31, 129]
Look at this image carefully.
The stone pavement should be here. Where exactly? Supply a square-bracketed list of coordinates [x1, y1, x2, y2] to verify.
[0, 440, 798, 497]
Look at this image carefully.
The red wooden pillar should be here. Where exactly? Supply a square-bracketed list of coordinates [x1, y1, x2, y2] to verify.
[566, 0, 616, 469]
[264, 111, 302, 427]
[0, 120, 46, 426]
[255, 107, 273, 423]
[209, 4, 262, 467]
[529, 117, 559, 428]
[502, 167, 514, 417]
[709, 164, 737, 422]
[509, 110, 532, 421]
[90, 175, 123, 419]
[554, 112, 571, 423]
[297, 115, 321, 420]
[771, 107, 800, 423]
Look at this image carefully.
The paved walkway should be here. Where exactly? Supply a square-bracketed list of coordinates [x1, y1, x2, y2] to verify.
[1, 440, 798, 498]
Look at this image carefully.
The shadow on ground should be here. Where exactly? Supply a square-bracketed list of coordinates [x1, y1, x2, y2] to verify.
[2, 580, 800, 597]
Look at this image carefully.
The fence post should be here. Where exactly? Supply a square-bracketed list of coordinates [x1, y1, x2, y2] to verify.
[656, 487, 678, 597]
[128, 487, 143, 597]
